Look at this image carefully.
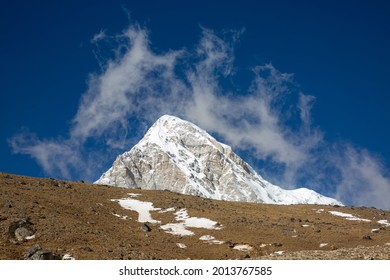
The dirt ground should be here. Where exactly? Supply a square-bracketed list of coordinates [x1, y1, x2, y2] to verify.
[1, 172, 389, 260]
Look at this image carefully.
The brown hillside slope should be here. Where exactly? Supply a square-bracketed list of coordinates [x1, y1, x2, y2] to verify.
[0, 172, 389, 260]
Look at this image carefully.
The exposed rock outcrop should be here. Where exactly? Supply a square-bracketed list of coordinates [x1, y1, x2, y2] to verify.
[96, 115, 341, 205]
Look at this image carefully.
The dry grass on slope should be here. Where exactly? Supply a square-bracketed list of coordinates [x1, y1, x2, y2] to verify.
[1, 172, 389, 260]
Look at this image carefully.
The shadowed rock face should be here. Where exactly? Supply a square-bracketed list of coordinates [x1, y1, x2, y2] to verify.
[95, 115, 342, 206]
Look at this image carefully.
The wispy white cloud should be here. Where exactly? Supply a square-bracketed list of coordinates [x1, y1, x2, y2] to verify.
[72, 25, 182, 145]
[9, 24, 390, 209]
[332, 145, 390, 209]
[9, 130, 79, 178]
[91, 29, 106, 43]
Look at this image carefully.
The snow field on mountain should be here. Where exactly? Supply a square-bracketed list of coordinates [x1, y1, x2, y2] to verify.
[112, 193, 258, 251]
[113, 193, 222, 235]
[111, 192, 356, 255]
[112, 192, 390, 257]
[113, 198, 161, 224]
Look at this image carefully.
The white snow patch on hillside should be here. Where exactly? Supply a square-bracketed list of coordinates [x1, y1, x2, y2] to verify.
[113, 197, 161, 223]
[233, 244, 253, 252]
[328, 211, 371, 222]
[112, 213, 129, 220]
[113, 195, 223, 237]
[199, 235, 225, 245]
[25, 235, 35, 240]
[378, 219, 390, 226]
[160, 223, 195, 236]
[158, 207, 175, 213]
[128, 193, 141, 197]
[176, 243, 187, 249]
[62, 253, 75, 260]
[175, 208, 220, 229]
[160, 208, 222, 236]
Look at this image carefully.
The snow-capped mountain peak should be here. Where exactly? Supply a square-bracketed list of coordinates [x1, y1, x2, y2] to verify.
[95, 115, 342, 206]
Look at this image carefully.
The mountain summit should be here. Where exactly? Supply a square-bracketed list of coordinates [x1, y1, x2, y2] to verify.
[95, 115, 342, 205]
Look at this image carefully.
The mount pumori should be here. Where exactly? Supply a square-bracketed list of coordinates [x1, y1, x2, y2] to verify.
[95, 115, 342, 205]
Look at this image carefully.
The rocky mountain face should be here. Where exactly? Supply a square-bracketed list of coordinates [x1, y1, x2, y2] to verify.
[95, 115, 341, 205]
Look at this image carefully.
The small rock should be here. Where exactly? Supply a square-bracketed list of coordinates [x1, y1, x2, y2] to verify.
[371, 228, 380, 233]
[225, 241, 235, 248]
[28, 250, 58, 260]
[272, 242, 283, 247]
[283, 227, 295, 233]
[8, 218, 35, 242]
[51, 180, 60, 187]
[240, 254, 251, 259]
[362, 235, 372, 240]
[313, 228, 321, 233]
[83, 246, 93, 252]
[141, 223, 152, 233]
[25, 244, 61, 260]
[15, 227, 35, 242]
[26, 244, 42, 258]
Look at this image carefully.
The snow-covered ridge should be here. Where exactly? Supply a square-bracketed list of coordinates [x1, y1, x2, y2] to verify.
[96, 115, 342, 206]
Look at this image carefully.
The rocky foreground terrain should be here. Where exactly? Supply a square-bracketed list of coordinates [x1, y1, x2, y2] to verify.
[1, 172, 389, 260]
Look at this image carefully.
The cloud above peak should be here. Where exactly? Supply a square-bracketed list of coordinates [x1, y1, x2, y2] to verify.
[9, 24, 390, 209]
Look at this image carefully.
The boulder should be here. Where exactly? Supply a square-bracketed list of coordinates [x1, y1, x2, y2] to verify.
[8, 218, 35, 242]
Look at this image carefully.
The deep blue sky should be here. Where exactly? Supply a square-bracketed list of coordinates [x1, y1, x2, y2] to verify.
[1, 1, 390, 207]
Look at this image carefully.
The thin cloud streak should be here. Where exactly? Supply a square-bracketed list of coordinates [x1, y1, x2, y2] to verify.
[9, 24, 390, 209]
